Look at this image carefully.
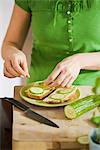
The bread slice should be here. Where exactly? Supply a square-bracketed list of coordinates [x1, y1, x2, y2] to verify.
[25, 82, 55, 100]
[43, 86, 78, 104]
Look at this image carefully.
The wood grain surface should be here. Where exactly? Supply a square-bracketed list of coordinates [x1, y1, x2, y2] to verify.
[13, 86, 99, 149]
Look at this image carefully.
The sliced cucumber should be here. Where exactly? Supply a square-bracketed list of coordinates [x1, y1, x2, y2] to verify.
[29, 87, 44, 94]
[50, 94, 65, 100]
[64, 105, 76, 119]
[57, 89, 73, 94]
[57, 86, 76, 94]
[77, 135, 89, 145]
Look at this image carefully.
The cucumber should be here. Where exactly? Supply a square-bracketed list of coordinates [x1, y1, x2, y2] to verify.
[57, 87, 74, 94]
[29, 87, 44, 94]
[50, 94, 65, 100]
[64, 95, 100, 119]
[77, 135, 89, 145]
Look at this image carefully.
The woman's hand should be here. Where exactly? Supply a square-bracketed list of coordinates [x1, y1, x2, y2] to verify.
[45, 54, 81, 87]
[4, 50, 29, 78]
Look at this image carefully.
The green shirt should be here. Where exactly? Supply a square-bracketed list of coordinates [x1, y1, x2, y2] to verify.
[15, 0, 100, 85]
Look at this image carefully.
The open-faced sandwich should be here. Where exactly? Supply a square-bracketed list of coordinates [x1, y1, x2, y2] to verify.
[43, 86, 78, 104]
[25, 81, 79, 104]
[25, 81, 55, 100]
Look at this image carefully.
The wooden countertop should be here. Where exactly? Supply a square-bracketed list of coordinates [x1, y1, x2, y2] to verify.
[13, 86, 99, 143]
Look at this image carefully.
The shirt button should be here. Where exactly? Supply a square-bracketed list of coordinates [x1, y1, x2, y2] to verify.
[67, 11, 71, 15]
[68, 4, 71, 7]
[68, 20, 71, 24]
[69, 38, 73, 42]
[68, 30, 72, 33]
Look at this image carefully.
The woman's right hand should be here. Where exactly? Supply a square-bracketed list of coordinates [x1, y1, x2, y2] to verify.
[4, 50, 29, 78]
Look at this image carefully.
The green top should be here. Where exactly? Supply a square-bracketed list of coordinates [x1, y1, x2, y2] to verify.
[15, 0, 100, 86]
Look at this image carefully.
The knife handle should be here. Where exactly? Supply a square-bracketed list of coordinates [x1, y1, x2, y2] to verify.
[2, 97, 29, 111]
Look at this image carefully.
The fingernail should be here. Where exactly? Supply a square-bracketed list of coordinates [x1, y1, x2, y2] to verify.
[20, 75, 24, 78]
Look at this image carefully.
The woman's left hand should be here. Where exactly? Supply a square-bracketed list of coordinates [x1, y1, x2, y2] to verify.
[45, 54, 82, 87]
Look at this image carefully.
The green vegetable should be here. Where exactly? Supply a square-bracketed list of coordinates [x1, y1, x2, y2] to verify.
[92, 77, 100, 95]
[91, 116, 100, 127]
[77, 135, 89, 145]
[29, 87, 44, 94]
[64, 95, 100, 119]
[57, 88, 73, 94]
[50, 94, 65, 100]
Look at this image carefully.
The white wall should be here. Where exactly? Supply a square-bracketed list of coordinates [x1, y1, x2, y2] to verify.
[0, 0, 21, 97]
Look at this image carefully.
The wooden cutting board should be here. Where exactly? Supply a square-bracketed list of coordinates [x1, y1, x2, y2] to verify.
[13, 86, 99, 146]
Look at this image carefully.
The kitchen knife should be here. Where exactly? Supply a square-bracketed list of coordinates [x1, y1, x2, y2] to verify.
[2, 97, 59, 128]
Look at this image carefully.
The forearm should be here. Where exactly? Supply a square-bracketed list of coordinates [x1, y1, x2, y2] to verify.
[2, 5, 31, 60]
[77, 52, 100, 70]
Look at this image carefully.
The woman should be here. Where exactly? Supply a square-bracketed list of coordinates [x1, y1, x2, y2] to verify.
[2, 0, 100, 87]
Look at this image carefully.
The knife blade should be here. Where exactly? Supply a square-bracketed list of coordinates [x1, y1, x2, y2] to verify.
[23, 108, 59, 128]
[2, 97, 59, 128]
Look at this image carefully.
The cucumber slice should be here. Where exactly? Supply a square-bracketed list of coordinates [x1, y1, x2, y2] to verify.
[57, 87, 75, 94]
[29, 87, 44, 94]
[57, 89, 72, 94]
[77, 135, 89, 145]
[64, 105, 76, 119]
[50, 94, 65, 100]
